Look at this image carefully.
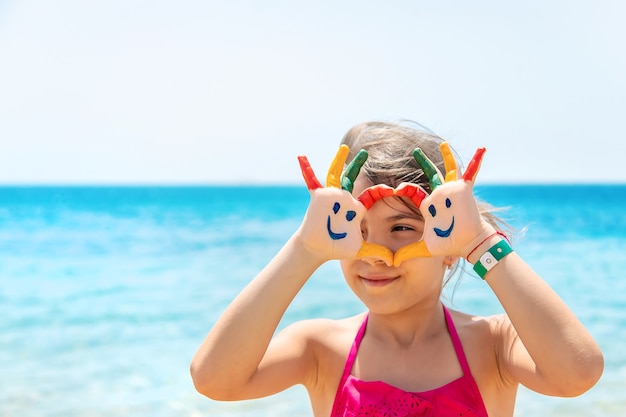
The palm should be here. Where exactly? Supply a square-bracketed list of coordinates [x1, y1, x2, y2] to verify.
[297, 146, 368, 261]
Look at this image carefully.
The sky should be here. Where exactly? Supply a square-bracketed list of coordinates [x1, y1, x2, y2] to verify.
[0, 0, 624, 185]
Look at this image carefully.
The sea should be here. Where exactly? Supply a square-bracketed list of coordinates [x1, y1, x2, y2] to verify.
[1, 184, 624, 417]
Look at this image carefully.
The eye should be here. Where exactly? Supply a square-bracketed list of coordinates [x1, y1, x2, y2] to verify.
[333, 202, 340, 214]
[346, 210, 356, 221]
[392, 225, 414, 232]
[428, 204, 436, 217]
[445, 198, 451, 208]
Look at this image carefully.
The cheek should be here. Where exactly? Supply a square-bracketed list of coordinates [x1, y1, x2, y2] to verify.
[339, 260, 362, 288]
[402, 257, 448, 278]
[339, 259, 355, 280]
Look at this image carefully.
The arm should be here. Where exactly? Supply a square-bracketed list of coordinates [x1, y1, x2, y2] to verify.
[469, 241, 604, 396]
[190, 146, 369, 400]
[414, 143, 603, 396]
[190, 235, 325, 400]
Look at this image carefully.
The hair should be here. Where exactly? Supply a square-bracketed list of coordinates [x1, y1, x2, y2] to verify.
[340, 120, 513, 291]
[341, 120, 448, 194]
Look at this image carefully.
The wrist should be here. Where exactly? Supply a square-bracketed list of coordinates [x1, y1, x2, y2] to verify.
[465, 230, 500, 264]
[471, 238, 514, 279]
[291, 231, 331, 266]
[465, 229, 511, 263]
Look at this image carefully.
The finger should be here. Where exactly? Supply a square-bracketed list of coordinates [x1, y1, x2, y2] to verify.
[394, 183, 428, 209]
[413, 148, 442, 191]
[356, 242, 394, 266]
[393, 241, 432, 266]
[356, 184, 395, 209]
[440, 142, 458, 183]
[298, 155, 322, 190]
[462, 147, 486, 183]
[341, 149, 368, 192]
[326, 145, 350, 188]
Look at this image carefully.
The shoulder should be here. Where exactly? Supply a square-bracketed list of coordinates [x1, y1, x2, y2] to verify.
[273, 314, 366, 393]
[447, 308, 512, 343]
[446, 309, 515, 380]
[447, 309, 503, 364]
[275, 313, 367, 349]
[447, 309, 518, 408]
[454, 310, 530, 381]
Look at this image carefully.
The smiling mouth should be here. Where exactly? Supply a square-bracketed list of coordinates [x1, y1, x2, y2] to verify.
[361, 276, 399, 286]
[327, 216, 347, 240]
[434, 217, 454, 238]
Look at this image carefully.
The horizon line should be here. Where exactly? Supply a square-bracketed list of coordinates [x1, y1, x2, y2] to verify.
[0, 181, 624, 187]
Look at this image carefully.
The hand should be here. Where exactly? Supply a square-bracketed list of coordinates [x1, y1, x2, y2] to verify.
[298, 145, 391, 262]
[411, 142, 496, 258]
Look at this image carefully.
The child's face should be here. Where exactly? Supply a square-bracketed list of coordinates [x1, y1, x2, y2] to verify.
[339, 176, 449, 314]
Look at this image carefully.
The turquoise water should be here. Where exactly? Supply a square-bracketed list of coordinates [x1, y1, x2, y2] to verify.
[1, 185, 624, 416]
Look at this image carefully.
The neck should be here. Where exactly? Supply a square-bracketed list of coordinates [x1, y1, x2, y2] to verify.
[366, 300, 446, 348]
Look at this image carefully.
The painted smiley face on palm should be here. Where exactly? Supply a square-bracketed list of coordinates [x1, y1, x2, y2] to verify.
[430, 197, 454, 237]
[327, 201, 358, 240]
[298, 142, 486, 265]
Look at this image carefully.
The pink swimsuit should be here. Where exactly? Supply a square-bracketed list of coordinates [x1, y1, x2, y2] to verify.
[330, 306, 489, 417]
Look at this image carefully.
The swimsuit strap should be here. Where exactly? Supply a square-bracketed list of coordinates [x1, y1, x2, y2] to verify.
[443, 304, 488, 417]
[442, 305, 473, 376]
[337, 314, 369, 386]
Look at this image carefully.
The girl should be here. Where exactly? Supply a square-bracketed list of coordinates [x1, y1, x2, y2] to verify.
[190, 121, 603, 416]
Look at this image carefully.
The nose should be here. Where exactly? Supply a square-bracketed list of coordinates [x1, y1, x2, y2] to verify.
[362, 256, 392, 267]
